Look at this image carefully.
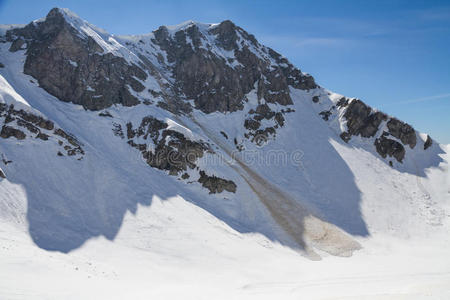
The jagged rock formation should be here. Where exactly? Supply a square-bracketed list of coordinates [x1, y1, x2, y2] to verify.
[243, 104, 288, 146]
[198, 170, 237, 194]
[386, 118, 416, 149]
[314, 96, 427, 163]
[342, 100, 387, 139]
[375, 133, 406, 162]
[0, 103, 84, 158]
[424, 135, 433, 150]
[124, 116, 236, 192]
[150, 20, 316, 113]
[5, 8, 316, 115]
[6, 8, 146, 110]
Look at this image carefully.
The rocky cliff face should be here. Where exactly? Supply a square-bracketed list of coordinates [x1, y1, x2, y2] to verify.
[6, 8, 146, 110]
[5, 8, 316, 115]
[149, 20, 316, 113]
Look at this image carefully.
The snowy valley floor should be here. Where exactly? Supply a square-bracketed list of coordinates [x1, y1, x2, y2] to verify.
[1, 195, 450, 300]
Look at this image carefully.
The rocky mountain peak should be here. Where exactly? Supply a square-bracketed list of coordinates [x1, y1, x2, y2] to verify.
[5, 8, 147, 110]
[4, 8, 317, 114]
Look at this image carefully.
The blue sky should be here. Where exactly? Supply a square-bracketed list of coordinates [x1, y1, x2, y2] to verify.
[1, 0, 449, 143]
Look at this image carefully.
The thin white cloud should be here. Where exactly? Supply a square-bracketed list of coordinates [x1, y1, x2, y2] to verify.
[260, 35, 355, 49]
[293, 37, 348, 47]
[386, 93, 450, 106]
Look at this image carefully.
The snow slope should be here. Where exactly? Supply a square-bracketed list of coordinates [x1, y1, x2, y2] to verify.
[0, 8, 449, 299]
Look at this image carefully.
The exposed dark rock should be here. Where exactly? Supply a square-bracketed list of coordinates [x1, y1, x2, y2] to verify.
[424, 135, 433, 150]
[54, 128, 81, 148]
[123, 116, 236, 193]
[386, 118, 416, 149]
[6, 9, 317, 114]
[36, 132, 50, 140]
[254, 104, 275, 120]
[146, 129, 208, 175]
[274, 112, 285, 127]
[4, 114, 14, 124]
[0, 104, 84, 157]
[334, 98, 424, 163]
[340, 132, 351, 143]
[250, 127, 276, 146]
[112, 123, 124, 138]
[0, 168, 5, 179]
[150, 20, 315, 113]
[0, 125, 26, 140]
[336, 97, 349, 107]
[220, 131, 228, 139]
[16, 118, 39, 134]
[342, 100, 387, 139]
[98, 111, 113, 117]
[126, 122, 135, 139]
[319, 110, 332, 121]
[281, 107, 295, 113]
[57, 151, 64, 156]
[0, 62, 4, 68]
[6, 8, 146, 111]
[127, 140, 146, 152]
[312, 96, 319, 103]
[5, 105, 54, 130]
[374, 135, 405, 163]
[244, 103, 287, 144]
[127, 116, 207, 174]
[53, 128, 84, 156]
[9, 38, 26, 51]
[1, 156, 12, 165]
[148, 89, 163, 98]
[210, 20, 241, 51]
[198, 170, 237, 194]
[267, 48, 317, 91]
[244, 118, 261, 131]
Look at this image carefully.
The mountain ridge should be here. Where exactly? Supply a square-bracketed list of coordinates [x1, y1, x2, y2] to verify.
[0, 7, 447, 261]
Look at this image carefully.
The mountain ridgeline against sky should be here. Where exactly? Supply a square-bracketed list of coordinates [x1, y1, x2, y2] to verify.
[0, 8, 447, 259]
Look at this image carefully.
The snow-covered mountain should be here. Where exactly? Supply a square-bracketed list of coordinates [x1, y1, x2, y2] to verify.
[0, 8, 449, 299]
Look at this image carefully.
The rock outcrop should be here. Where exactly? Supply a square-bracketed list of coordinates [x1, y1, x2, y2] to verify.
[424, 135, 433, 150]
[342, 100, 387, 139]
[0, 104, 84, 158]
[375, 133, 406, 162]
[124, 116, 236, 193]
[313, 97, 425, 164]
[0, 125, 26, 140]
[386, 118, 416, 149]
[198, 170, 237, 194]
